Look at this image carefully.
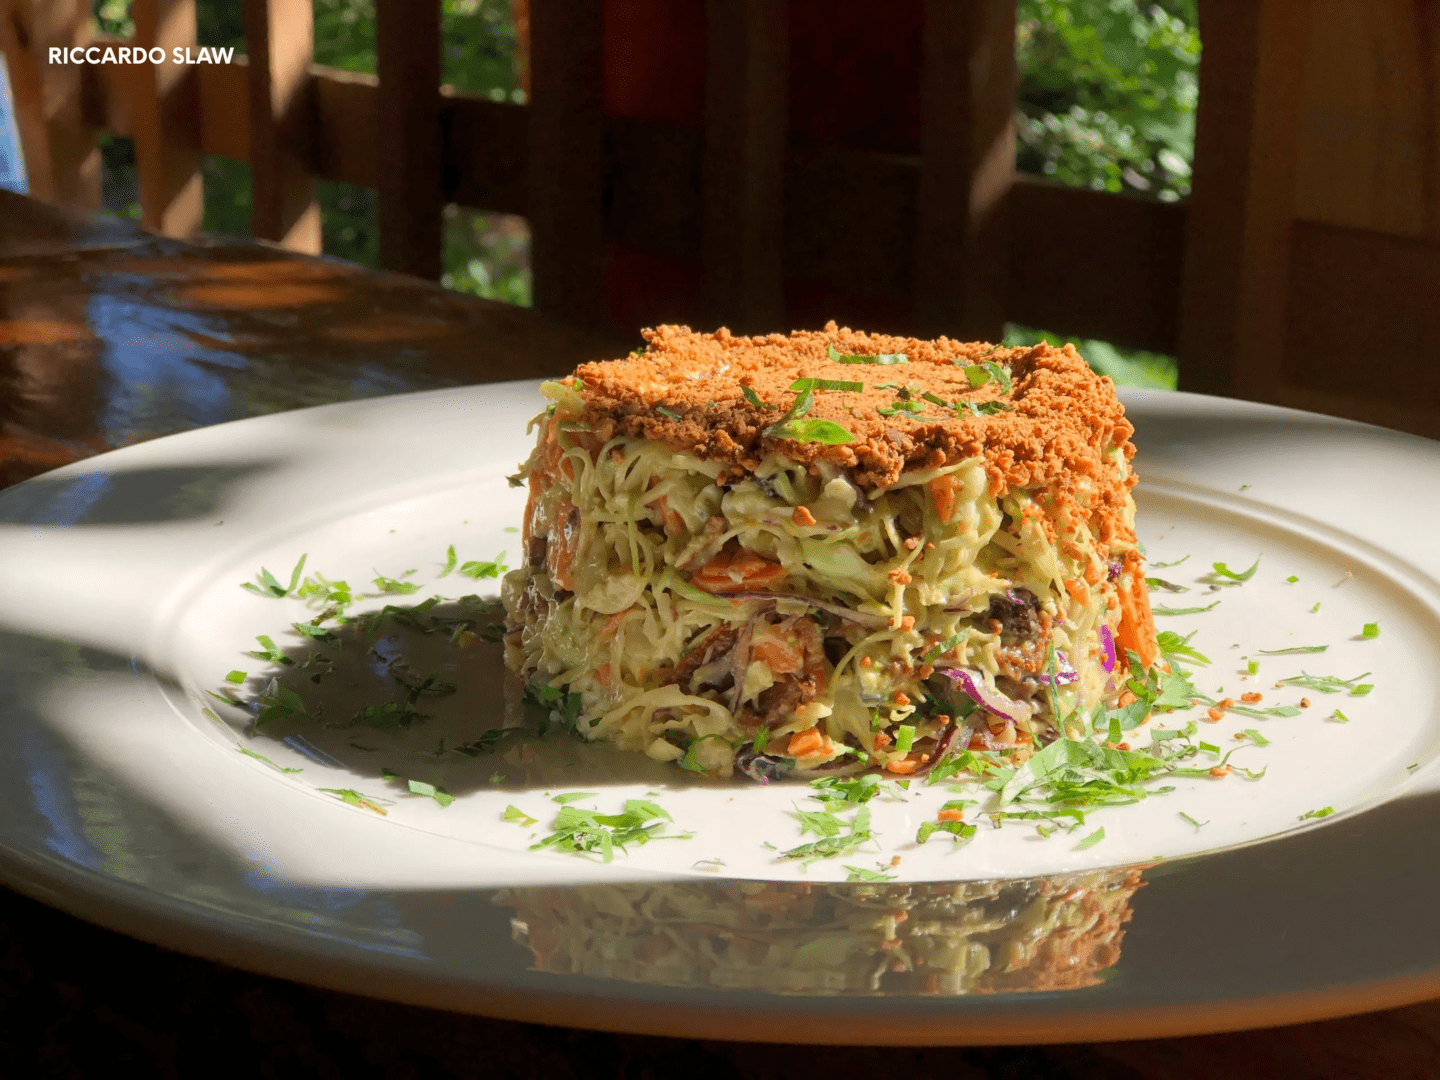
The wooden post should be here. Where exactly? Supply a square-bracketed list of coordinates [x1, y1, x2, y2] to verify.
[0, 0, 99, 207]
[1177, 0, 1309, 399]
[913, 0, 1015, 343]
[375, 0, 442, 279]
[132, 0, 202, 237]
[703, 0, 788, 335]
[242, 0, 319, 252]
[527, 0, 605, 325]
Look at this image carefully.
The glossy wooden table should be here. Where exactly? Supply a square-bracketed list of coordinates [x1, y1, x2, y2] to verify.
[0, 192, 1435, 1077]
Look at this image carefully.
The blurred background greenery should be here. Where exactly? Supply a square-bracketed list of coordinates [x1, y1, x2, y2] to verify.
[90, 0, 1195, 387]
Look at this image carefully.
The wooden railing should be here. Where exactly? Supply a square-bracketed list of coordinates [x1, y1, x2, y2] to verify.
[4, 0, 1440, 440]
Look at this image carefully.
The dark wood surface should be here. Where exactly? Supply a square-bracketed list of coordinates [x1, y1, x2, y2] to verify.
[0, 192, 1435, 1078]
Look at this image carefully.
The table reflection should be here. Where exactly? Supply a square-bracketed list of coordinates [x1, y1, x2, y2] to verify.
[499, 867, 1143, 997]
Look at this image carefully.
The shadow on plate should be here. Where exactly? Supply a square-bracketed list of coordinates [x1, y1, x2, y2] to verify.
[213, 596, 697, 797]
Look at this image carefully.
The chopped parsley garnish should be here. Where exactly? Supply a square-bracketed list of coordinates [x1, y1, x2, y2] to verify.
[877, 400, 926, 418]
[1311, 602, 1321, 613]
[809, 774, 881, 810]
[350, 701, 430, 731]
[1075, 826, 1106, 850]
[1258, 645, 1327, 655]
[655, 405, 681, 421]
[225, 670, 247, 684]
[504, 804, 537, 826]
[961, 361, 1011, 392]
[1150, 554, 1190, 568]
[827, 343, 906, 365]
[1178, 812, 1206, 829]
[439, 545, 458, 577]
[1277, 671, 1373, 695]
[1362, 622, 1380, 638]
[958, 400, 1014, 416]
[253, 677, 307, 727]
[371, 571, 421, 595]
[238, 747, 302, 773]
[402, 778, 453, 807]
[1146, 577, 1188, 593]
[459, 553, 507, 579]
[529, 799, 688, 863]
[1195, 692, 1301, 719]
[525, 682, 585, 732]
[251, 636, 293, 664]
[916, 819, 977, 845]
[318, 787, 389, 815]
[678, 733, 734, 775]
[1286, 575, 1299, 583]
[921, 629, 969, 664]
[552, 791, 600, 804]
[780, 806, 874, 866]
[1153, 601, 1220, 616]
[1247, 660, 1259, 675]
[241, 554, 308, 598]
[762, 388, 855, 444]
[1329, 709, 1350, 723]
[790, 377, 863, 393]
[741, 384, 777, 409]
[751, 726, 769, 755]
[296, 571, 353, 610]
[844, 865, 897, 882]
[1208, 557, 1261, 583]
[1242, 728, 1270, 746]
[1299, 806, 1334, 821]
[894, 725, 916, 753]
[290, 621, 338, 644]
[1156, 630, 1210, 666]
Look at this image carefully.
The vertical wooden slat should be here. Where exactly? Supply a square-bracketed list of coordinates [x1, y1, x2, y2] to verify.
[1176, 0, 1309, 399]
[242, 0, 319, 252]
[375, 0, 442, 279]
[703, 0, 787, 334]
[913, 0, 1015, 343]
[132, 0, 202, 236]
[0, 0, 99, 207]
[513, 0, 531, 99]
[527, 0, 605, 325]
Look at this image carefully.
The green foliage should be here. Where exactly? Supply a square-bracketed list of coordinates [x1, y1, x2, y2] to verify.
[92, 0, 1196, 349]
[1016, 0, 1200, 201]
[441, 206, 532, 305]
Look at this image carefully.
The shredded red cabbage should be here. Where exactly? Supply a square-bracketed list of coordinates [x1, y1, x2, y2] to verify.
[935, 667, 1034, 723]
[1098, 624, 1117, 674]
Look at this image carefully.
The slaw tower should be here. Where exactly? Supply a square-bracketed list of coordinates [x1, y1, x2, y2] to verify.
[502, 324, 1155, 780]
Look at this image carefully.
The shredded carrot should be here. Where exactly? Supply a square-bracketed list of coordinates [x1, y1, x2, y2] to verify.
[692, 549, 787, 594]
[885, 752, 929, 775]
[594, 663, 611, 688]
[928, 474, 959, 524]
[752, 636, 803, 676]
[791, 506, 816, 527]
[1115, 549, 1158, 668]
[787, 728, 830, 758]
[599, 608, 631, 640]
[1064, 578, 1088, 607]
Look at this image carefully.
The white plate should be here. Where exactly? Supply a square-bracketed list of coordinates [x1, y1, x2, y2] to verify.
[1, 384, 1438, 1042]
